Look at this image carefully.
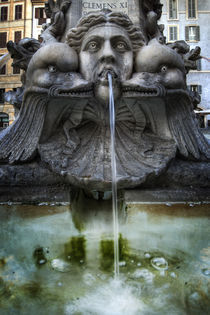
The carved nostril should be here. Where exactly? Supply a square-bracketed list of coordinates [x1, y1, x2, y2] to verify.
[100, 55, 115, 63]
[65, 73, 73, 78]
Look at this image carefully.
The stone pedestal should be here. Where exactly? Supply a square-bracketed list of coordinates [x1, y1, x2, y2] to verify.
[0, 159, 209, 204]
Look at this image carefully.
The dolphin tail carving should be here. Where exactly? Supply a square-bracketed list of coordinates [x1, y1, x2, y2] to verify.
[166, 94, 210, 160]
[0, 94, 47, 164]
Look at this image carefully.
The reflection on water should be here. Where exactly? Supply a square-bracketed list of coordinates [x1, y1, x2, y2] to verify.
[64, 236, 86, 263]
[0, 203, 209, 314]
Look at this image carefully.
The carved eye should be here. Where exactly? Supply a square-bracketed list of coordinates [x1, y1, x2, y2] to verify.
[161, 65, 168, 73]
[115, 41, 128, 52]
[86, 41, 99, 52]
[48, 65, 57, 73]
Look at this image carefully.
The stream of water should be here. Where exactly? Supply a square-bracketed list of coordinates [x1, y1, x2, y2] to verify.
[108, 73, 119, 278]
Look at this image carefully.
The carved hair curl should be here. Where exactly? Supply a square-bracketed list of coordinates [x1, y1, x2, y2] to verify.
[66, 10, 145, 53]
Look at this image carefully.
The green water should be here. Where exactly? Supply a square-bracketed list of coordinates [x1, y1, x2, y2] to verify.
[0, 203, 209, 314]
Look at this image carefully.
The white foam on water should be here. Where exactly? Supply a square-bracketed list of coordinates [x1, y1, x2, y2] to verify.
[151, 257, 168, 271]
[51, 259, 71, 272]
[65, 278, 145, 315]
[83, 272, 96, 286]
[132, 268, 155, 283]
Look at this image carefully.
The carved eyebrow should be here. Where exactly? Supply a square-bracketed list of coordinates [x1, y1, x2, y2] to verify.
[81, 35, 132, 51]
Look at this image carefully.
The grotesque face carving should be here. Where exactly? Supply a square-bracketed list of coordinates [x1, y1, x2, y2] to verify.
[79, 25, 133, 103]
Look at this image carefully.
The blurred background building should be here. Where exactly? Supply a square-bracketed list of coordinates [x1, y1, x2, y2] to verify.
[160, 0, 210, 127]
[0, 0, 46, 128]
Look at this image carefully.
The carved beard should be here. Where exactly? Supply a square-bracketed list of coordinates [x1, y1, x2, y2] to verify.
[93, 68, 121, 104]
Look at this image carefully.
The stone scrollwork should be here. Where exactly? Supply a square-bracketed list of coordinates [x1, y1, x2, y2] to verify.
[0, 5, 209, 191]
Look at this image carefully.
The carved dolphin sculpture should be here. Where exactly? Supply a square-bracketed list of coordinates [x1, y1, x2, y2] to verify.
[135, 39, 186, 89]
[0, 43, 93, 164]
[122, 40, 209, 160]
[123, 39, 186, 98]
[122, 72, 166, 98]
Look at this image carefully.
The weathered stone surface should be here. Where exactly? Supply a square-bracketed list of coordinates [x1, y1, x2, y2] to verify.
[0, 162, 71, 203]
[155, 159, 210, 188]
[0, 162, 64, 186]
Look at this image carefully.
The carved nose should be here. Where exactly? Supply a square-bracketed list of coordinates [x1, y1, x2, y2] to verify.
[99, 40, 116, 63]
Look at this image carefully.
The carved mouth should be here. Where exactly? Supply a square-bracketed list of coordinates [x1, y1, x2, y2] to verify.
[122, 85, 166, 97]
[49, 85, 93, 97]
[57, 88, 93, 96]
[98, 68, 118, 80]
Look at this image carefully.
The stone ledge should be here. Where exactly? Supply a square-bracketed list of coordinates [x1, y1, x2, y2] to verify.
[0, 162, 65, 186]
[0, 159, 209, 203]
[0, 159, 209, 187]
[0, 185, 71, 204]
[123, 188, 210, 204]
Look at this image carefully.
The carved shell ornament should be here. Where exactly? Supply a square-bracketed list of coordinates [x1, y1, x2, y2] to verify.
[0, 7, 209, 191]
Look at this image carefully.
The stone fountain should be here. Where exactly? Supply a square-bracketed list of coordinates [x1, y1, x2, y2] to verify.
[0, 2, 210, 313]
[0, 0, 209, 203]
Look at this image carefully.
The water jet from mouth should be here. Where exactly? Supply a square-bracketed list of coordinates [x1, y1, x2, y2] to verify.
[108, 72, 119, 278]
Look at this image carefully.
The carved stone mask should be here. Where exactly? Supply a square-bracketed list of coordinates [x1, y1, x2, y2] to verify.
[79, 24, 133, 103]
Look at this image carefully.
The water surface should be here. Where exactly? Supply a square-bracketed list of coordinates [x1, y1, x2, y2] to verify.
[0, 203, 209, 314]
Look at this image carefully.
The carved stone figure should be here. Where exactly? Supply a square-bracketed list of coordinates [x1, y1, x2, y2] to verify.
[4, 38, 41, 112]
[42, 0, 72, 44]
[124, 39, 209, 160]
[0, 3, 209, 194]
[141, 0, 164, 42]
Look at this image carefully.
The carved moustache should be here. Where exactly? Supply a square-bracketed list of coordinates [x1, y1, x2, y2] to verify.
[94, 67, 120, 86]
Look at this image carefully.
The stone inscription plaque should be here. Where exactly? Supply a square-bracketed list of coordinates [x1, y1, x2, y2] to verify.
[82, 0, 128, 15]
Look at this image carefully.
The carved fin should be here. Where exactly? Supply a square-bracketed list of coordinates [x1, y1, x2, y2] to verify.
[166, 95, 210, 160]
[0, 94, 47, 164]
